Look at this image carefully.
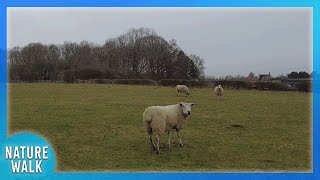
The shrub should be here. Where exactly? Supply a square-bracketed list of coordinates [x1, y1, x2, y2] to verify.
[112, 79, 157, 85]
[255, 82, 289, 91]
[212, 81, 253, 90]
[117, 70, 137, 79]
[77, 68, 103, 80]
[296, 81, 312, 92]
[63, 70, 76, 83]
[211, 81, 290, 91]
[104, 69, 121, 79]
[93, 79, 113, 84]
[158, 79, 206, 88]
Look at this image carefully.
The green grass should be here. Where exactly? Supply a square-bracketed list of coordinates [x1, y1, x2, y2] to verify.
[8, 83, 312, 172]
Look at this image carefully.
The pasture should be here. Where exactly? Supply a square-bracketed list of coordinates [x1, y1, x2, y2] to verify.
[8, 83, 311, 172]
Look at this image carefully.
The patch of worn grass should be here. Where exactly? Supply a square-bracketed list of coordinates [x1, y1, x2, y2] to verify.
[8, 83, 312, 172]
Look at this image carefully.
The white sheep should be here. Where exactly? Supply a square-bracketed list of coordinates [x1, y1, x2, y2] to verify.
[143, 102, 195, 155]
[176, 85, 190, 96]
[214, 85, 224, 100]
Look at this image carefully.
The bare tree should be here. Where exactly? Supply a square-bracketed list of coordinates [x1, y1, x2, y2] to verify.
[189, 54, 205, 79]
[8, 27, 206, 82]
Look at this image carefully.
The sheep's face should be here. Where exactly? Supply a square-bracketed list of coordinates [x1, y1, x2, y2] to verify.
[218, 85, 222, 89]
[179, 102, 195, 116]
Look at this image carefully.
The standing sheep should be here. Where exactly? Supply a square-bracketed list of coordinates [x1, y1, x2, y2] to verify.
[176, 85, 190, 96]
[214, 85, 224, 100]
[143, 102, 195, 155]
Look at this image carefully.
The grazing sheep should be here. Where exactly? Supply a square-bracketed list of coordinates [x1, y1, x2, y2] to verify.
[176, 85, 190, 96]
[214, 85, 224, 100]
[143, 102, 195, 155]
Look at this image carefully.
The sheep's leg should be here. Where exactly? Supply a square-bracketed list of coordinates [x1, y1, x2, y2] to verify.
[149, 132, 156, 150]
[167, 131, 172, 148]
[156, 134, 160, 155]
[177, 130, 184, 147]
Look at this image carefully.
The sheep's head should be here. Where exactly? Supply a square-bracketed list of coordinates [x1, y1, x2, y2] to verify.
[179, 102, 195, 116]
[218, 85, 222, 89]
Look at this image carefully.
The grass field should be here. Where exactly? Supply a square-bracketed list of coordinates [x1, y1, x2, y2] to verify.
[8, 83, 312, 172]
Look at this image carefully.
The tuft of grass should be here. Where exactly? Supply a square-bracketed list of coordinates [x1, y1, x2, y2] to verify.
[8, 83, 311, 172]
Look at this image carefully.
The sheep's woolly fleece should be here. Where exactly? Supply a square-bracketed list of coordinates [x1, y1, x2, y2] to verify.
[143, 102, 194, 135]
[214, 85, 224, 97]
[176, 85, 190, 95]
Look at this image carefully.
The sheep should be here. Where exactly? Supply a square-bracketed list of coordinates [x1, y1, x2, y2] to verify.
[143, 102, 195, 155]
[214, 85, 224, 100]
[176, 85, 190, 96]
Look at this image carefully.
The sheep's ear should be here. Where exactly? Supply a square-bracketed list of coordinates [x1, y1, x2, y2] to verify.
[179, 102, 183, 106]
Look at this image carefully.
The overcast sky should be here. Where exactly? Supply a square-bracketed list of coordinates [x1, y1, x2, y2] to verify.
[7, 8, 312, 77]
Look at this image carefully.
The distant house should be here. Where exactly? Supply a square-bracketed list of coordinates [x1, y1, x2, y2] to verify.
[259, 72, 271, 82]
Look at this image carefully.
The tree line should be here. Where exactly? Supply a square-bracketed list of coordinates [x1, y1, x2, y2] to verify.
[287, 71, 311, 79]
[8, 27, 205, 82]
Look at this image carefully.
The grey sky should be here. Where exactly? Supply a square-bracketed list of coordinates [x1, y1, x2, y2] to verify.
[7, 8, 312, 77]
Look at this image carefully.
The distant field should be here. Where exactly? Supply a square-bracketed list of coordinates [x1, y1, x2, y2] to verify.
[8, 83, 312, 172]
